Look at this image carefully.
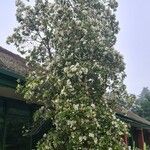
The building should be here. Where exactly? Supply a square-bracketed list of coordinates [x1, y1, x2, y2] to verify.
[0, 46, 34, 149]
[117, 111, 150, 150]
[0, 47, 51, 150]
[0, 46, 150, 150]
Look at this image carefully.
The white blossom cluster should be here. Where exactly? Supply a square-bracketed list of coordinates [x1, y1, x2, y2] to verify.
[10, 0, 129, 149]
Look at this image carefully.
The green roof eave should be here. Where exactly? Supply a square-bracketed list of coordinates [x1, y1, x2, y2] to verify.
[0, 68, 25, 88]
[0, 78, 16, 88]
[0, 68, 25, 80]
[116, 113, 150, 130]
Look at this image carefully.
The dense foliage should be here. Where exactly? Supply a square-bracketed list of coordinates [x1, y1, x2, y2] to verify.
[132, 87, 150, 121]
[7, 0, 133, 149]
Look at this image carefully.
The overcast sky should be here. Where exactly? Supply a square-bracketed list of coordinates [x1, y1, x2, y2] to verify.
[0, 0, 150, 95]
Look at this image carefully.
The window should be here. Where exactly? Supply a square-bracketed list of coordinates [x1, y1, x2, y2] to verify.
[0, 97, 32, 150]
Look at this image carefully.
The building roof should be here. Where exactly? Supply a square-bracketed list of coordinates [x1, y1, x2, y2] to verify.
[0, 46, 27, 76]
[117, 110, 150, 129]
[127, 111, 150, 126]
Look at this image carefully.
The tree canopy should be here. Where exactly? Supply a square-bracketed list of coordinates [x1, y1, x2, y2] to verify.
[7, 0, 133, 149]
[132, 87, 150, 121]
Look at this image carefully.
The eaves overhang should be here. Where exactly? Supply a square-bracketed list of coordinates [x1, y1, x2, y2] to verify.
[116, 113, 150, 130]
[0, 68, 25, 88]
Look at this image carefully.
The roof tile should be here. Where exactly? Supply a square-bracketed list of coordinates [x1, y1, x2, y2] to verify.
[0, 46, 27, 76]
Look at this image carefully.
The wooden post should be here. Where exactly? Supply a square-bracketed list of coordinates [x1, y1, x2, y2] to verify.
[121, 134, 128, 150]
[137, 129, 144, 150]
[123, 134, 128, 145]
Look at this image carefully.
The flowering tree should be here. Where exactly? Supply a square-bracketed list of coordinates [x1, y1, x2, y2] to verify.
[7, 0, 132, 149]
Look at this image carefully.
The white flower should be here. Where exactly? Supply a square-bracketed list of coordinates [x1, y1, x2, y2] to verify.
[91, 25, 97, 30]
[91, 103, 95, 108]
[96, 121, 100, 128]
[98, 74, 102, 80]
[94, 137, 98, 144]
[82, 67, 88, 74]
[106, 131, 110, 135]
[88, 78, 93, 82]
[89, 133, 94, 138]
[79, 136, 83, 142]
[73, 104, 79, 110]
[70, 65, 78, 72]
[67, 120, 76, 127]
[64, 67, 68, 73]
[83, 136, 87, 140]
[73, 126, 76, 130]
[68, 44, 71, 48]
[76, 20, 81, 25]
[71, 133, 75, 138]
[60, 87, 67, 96]
[83, 29, 87, 34]
[112, 114, 116, 119]
[45, 145, 50, 149]
[118, 131, 123, 135]
[59, 30, 64, 36]
[82, 10, 88, 15]
[67, 79, 72, 87]
[83, 41, 86, 45]
[79, 136, 87, 142]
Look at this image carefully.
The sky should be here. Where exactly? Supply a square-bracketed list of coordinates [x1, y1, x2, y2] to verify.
[0, 0, 150, 95]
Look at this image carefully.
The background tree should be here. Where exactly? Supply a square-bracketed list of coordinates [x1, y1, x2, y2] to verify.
[132, 87, 150, 121]
[7, 0, 132, 149]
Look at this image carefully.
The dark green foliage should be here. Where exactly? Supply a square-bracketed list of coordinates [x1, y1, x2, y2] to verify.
[132, 87, 150, 121]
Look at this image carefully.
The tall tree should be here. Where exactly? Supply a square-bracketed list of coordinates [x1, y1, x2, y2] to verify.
[7, 0, 132, 149]
[132, 87, 150, 121]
